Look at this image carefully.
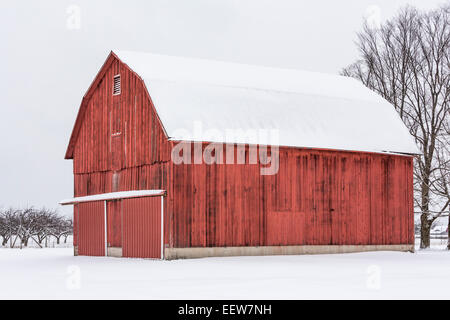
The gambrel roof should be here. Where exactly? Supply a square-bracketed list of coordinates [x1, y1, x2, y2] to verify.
[66, 50, 420, 159]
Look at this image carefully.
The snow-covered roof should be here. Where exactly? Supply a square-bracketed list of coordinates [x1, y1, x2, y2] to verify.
[114, 50, 419, 155]
[59, 190, 165, 205]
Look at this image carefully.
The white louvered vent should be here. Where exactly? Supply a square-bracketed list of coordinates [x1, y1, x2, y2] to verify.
[113, 75, 121, 95]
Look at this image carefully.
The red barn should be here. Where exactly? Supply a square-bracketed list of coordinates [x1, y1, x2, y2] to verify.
[61, 50, 419, 259]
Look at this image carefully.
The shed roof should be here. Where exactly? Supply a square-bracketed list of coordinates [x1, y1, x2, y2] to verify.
[113, 50, 419, 155]
[60, 190, 165, 205]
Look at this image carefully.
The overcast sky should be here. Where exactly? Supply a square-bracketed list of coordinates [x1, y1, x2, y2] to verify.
[0, 0, 446, 216]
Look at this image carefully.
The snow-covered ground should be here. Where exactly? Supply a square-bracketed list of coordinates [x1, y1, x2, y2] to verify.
[1, 242, 449, 299]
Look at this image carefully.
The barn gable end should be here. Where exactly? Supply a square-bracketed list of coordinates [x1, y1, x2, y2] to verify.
[67, 53, 172, 197]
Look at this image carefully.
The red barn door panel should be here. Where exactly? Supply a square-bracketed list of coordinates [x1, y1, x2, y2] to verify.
[77, 201, 105, 256]
[107, 200, 122, 248]
[73, 205, 78, 247]
[122, 197, 162, 259]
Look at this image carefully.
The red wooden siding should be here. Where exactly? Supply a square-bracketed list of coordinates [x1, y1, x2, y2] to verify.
[73, 205, 78, 247]
[72, 57, 171, 175]
[171, 144, 414, 248]
[77, 201, 105, 256]
[107, 200, 122, 248]
[73, 162, 170, 197]
[122, 197, 162, 258]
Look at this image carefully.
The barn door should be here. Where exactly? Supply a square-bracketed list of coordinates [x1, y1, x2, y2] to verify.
[122, 197, 162, 259]
[77, 201, 105, 256]
[107, 200, 122, 249]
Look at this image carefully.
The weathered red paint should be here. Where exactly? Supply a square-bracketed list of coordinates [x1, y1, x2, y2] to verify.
[66, 54, 415, 258]
[76, 201, 105, 256]
[75, 196, 163, 258]
[122, 197, 162, 259]
[73, 204, 78, 247]
[107, 200, 122, 248]
[170, 145, 414, 247]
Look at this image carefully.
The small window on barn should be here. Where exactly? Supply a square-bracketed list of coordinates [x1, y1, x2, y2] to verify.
[113, 75, 121, 95]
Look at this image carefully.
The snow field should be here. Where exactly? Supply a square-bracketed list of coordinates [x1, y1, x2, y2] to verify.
[0, 243, 449, 299]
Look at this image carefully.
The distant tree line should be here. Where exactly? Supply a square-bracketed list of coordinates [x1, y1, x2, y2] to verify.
[0, 207, 72, 248]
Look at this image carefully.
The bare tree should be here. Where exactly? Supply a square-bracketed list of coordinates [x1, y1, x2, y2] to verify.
[62, 219, 73, 244]
[0, 209, 7, 246]
[0, 208, 19, 247]
[0, 207, 72, 248]
[15, 207, 42, 247]
[49, 216, 64, 245]
[433, 121, 450, 249]
[49, 216, 73, 245]
[33, 208, 60, 246]
[0, 208, 17, 246]
[342, 4, 450, 248]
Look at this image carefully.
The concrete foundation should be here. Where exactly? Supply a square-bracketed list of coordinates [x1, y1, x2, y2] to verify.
[164, 244, 415, 260]
[107, 247, 123, 257]
[73, 246, 123, 257]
